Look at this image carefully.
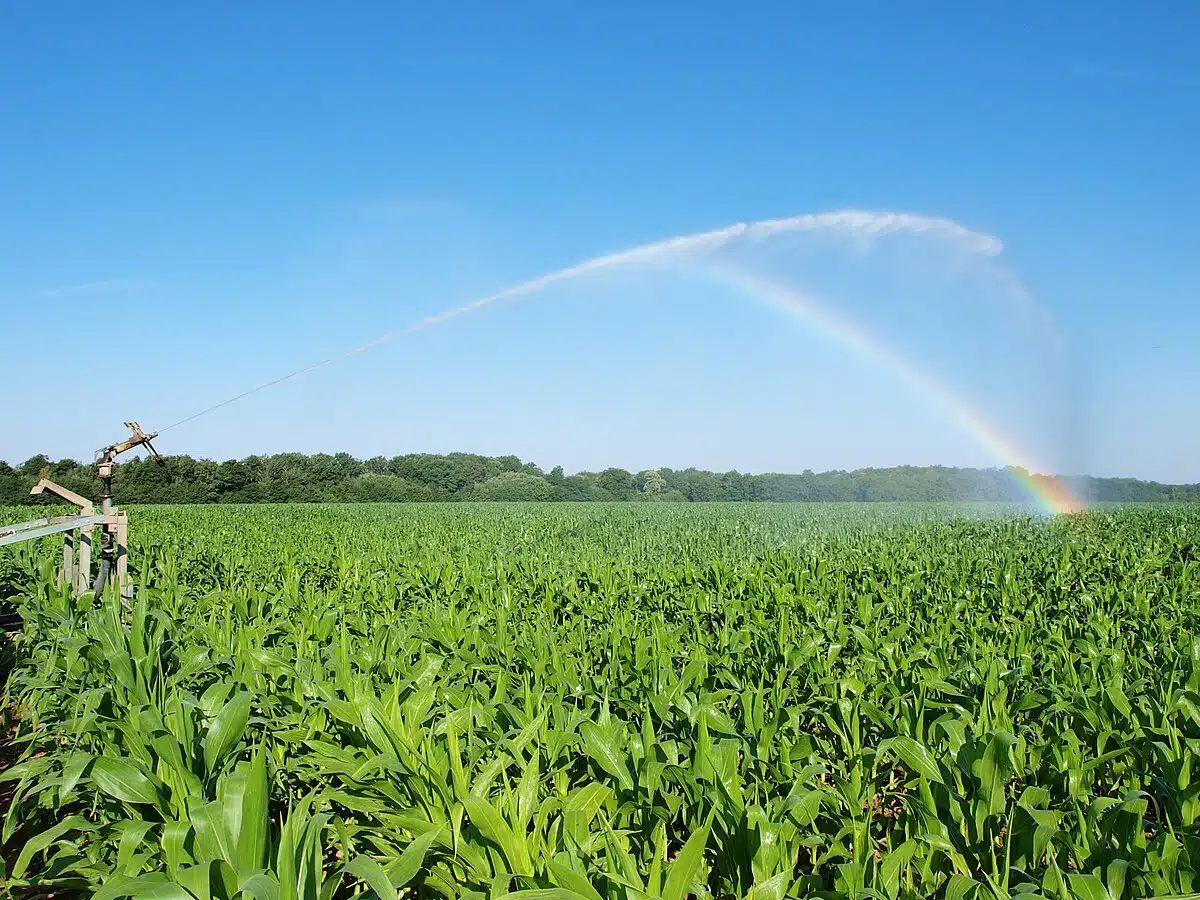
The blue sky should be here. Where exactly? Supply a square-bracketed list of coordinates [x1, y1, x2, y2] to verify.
[2, 2, 1196, 481]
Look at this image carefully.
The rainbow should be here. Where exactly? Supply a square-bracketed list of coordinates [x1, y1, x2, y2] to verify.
[709, 265, 1084, 515]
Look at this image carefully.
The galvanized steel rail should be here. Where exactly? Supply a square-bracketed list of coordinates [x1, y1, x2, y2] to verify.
[0, 514, 107, 547]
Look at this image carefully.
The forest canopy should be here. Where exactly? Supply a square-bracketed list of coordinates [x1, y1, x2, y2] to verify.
[2, 452, 1196, 505]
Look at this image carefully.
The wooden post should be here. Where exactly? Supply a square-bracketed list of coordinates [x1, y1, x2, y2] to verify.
[77, 525, 92, 595]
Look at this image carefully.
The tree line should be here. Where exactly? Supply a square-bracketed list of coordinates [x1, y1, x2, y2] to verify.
[1, 452, 1197, 506]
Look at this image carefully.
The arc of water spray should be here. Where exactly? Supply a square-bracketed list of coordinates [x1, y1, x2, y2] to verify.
[159, 209, 1048, 434]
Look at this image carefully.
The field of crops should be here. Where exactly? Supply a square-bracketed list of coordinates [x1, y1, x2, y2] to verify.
[2, 502, 1199, 899]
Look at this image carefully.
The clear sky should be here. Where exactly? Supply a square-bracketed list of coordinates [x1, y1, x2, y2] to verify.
[2, 2, 1196, 482]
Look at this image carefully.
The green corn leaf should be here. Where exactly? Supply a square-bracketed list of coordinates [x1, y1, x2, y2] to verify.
[564, 782, 613, 819]
[463, 794, 532, 876]
[93, 873, 197, 900]
[0, 755, 52, 784]
[60, 752, 94, 798]
[296, 811, 331, 900]
[92, 876, 139, 900]
[745, 871, 790, 900]
[879, 838, 920, 898]
[1106, 859, 1129, 900]
[91, 758, 161, 806]
[885, 736, 944, 784]
[563, 782, 613, 844]
[547, 858, 606, 900]
[221, 750, 269, 875]
[162, 820, 193, 876]
[579, 722, 634, 791]
[662, 814, 713, 900]
[446, 720, 469, 799]
[599, 816, 642, 890]
[241, 755, 270, 874]
[385, 827, 442, 889]
[238, 873, 282, 900]
[1105, 681, 1133, 720]
[204, 691, 252, 776]
[192, 800, 237, 866]
[199, 681, 232, 718]
[176, 860, 213, 900]
[11, 814, 92, 879]
[516, 752, 540, 833]
[974, 731, 1018, 820]
[345, 855, 396, 899]
[1066, 873, 1111, 900]
[945, 874, 981, 900]
[116, 820, 157, 876]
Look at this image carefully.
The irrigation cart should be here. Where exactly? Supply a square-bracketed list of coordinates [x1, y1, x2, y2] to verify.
[0, 422, 160, 598]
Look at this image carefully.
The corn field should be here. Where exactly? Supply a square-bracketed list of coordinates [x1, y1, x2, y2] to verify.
[2, 502, 1199, 899]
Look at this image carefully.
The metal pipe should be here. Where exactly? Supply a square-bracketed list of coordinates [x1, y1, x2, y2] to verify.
[92, 558, 110, 596]
[0, 514, 107, 547]
[98, 460, 115, 516]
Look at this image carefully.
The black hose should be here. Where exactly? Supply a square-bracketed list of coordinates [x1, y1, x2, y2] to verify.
[92, 559, 111, 596]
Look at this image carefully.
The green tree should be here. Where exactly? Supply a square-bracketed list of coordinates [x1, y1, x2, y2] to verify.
[471, 472, 553, 501]
[19, 454, 50, 478]
[597, 468, 635, 500]
[2, 450, 1197, 507]
[634, 469, 667, 498]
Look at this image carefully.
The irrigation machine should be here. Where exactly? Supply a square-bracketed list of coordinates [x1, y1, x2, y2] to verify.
[0, 422, 161, 599]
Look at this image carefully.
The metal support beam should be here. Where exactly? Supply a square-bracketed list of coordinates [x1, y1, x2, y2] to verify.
[0, 514, 106, 547]
[2, 514, 94, 539]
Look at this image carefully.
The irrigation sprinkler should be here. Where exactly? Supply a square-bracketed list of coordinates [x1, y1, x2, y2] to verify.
[0, 422, 161, 598]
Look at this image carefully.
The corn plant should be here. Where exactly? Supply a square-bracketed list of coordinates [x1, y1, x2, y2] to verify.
[1, 502, 1198, 898]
